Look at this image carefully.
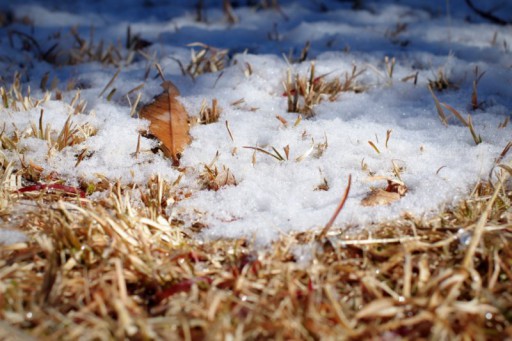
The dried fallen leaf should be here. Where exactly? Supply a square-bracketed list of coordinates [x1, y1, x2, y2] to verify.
[385, 179, 407, 196]
[361, 189, 400, 206]
[139, 80, 190, 166]
[361, 177, 407, 206]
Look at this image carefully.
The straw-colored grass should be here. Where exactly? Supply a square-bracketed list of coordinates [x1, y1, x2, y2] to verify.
[198, 99, 221, 125]
[283, 63, 365, 117]
[8, 26, 148, 67]
[0, 19, 511, 341]
[0, 157, 511, 340]
[173, 43, 229, 81]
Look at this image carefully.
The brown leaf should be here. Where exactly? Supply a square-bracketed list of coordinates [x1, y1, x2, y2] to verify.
[361, 176, 408, 206]
[361, 189, 401, 206]
[385, 179, 408, 196]
[139, 81, 190, 165]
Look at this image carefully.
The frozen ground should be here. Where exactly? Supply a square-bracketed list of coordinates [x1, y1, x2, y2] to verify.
[1, 0, 511, 244]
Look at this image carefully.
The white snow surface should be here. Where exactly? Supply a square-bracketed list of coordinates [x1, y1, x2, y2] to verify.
[1, 0, 511, 244]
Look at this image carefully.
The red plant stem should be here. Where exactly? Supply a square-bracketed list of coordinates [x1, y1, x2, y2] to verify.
[17, 183, 85, 198]
[155, 276, 212, 303]
[319, 174, 352, 239]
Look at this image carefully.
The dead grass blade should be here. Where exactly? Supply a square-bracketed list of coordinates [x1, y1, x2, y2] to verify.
[463, 163, 509, 268]
[428, 84, 448, 126]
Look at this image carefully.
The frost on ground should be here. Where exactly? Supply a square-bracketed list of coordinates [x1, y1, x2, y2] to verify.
[1, 0, 511, 244]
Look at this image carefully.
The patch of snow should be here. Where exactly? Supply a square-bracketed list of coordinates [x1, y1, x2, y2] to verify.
[1, 0, 511, 244]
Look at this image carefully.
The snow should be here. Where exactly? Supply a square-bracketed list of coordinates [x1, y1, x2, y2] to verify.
[1, 0, 511, 245]
[0, 229, 26, 245]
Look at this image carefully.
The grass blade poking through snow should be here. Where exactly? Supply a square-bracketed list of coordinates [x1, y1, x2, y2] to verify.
[428, 84, 448, 126]
[243, 146, 285, 161]
[429, 87, 482, 145]
[318, 174, 351, 239]
[441, 103, 482, 145]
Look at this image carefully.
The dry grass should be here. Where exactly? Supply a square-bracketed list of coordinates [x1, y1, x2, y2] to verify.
[0, 15, 511, 341]
[8, 26, 149, 68]
[198, 99, 221, 125]
[0, 155, 511, 340]
[283, 63, 365, 117]
[428, 68, 457, 92]
[1, 73, 51, 112]
[0, 85, 96, 183]
[428, 81, 482, 145]
[173, 43, 229, 81]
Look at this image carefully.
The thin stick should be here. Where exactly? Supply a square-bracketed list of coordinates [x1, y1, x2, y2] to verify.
[318, 174, 352, 239]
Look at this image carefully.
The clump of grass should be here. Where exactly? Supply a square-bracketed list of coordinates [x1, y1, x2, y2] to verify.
[0, 76, 96, 183]
[366, 56, 397, 85]
[0, 72, 51, 111]
[197, 153, 237, 191]
[428, 68, 457, 91]
[283, 62, 365, 117]
[199, 164, 237, 191]
[26, 110, 97, 153]
[9, 26, 149, 67]
[136, 175, 177, 220]
[2, 111, 96, 182]
[198, 99, 221, 124]
[174, 43, 229, 80]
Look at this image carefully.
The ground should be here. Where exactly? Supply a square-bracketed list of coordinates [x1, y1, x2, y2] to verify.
[0, 0, 511, 339]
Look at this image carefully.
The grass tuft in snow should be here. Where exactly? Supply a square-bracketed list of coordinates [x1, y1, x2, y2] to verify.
[427, 68, 458, 92]
[174, 43, 229, 81]
[27, 110, 97, 152]
[9, 25, 149, 68]
[199, 164, 237, 191]
[198, 98, 221, 124]
[283, 63, 365, 117]
[1, 73, 51, 111]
